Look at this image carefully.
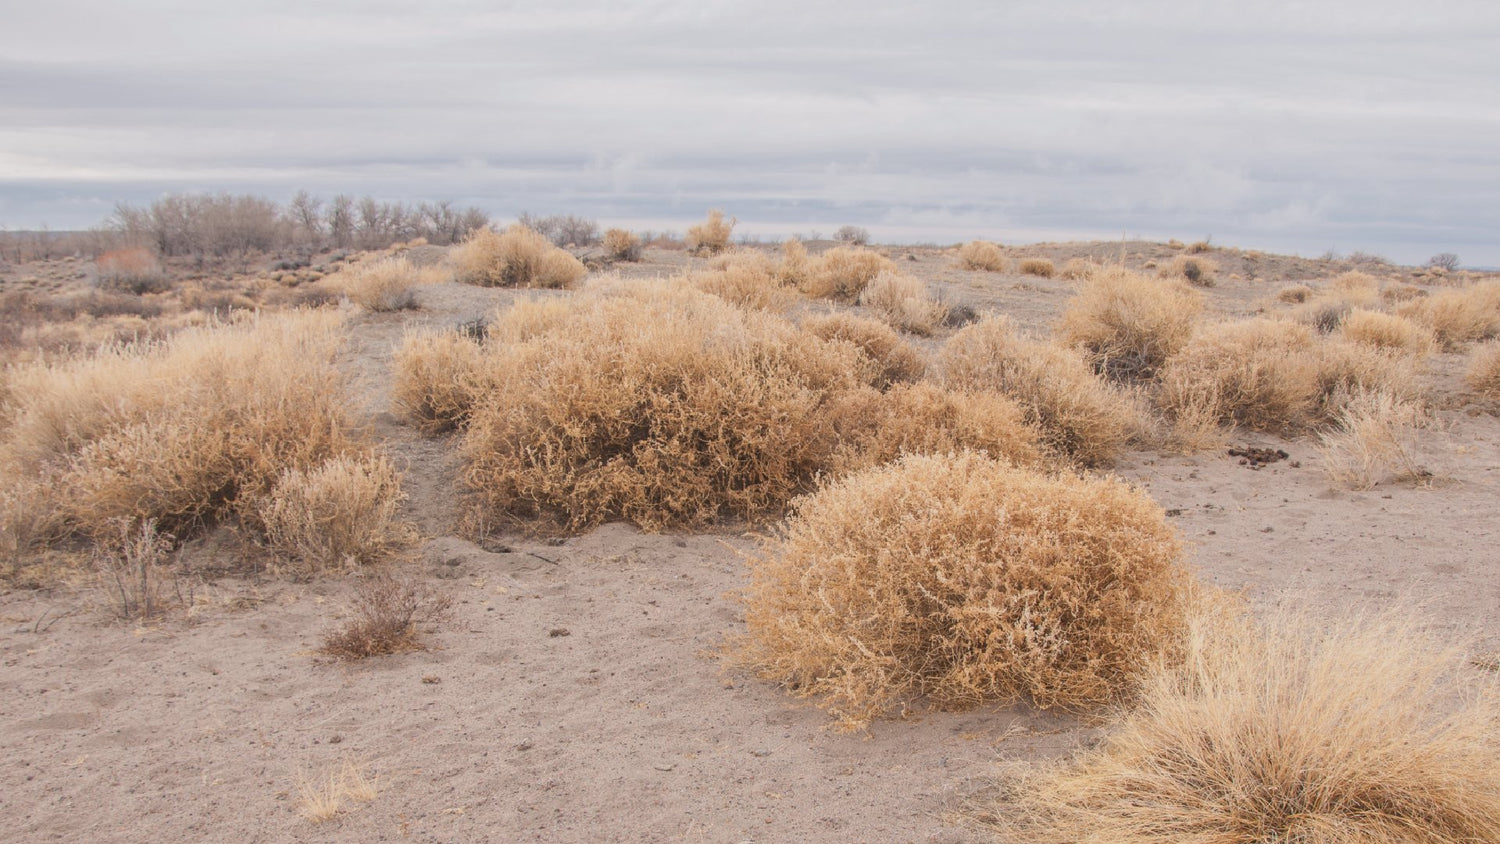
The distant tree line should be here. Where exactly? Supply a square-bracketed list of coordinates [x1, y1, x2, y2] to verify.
[108, 191, 492, 260]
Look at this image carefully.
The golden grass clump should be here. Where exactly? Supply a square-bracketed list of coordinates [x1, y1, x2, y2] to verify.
[460, 281, 867, 532]
[940, 315, 1137, 466]
[1338, 308, 1435, 356]
[986, 611, 1500, 844]
[1466, 340, 1500, 399]
[449, 225, 587, 288]
[0, 311, 358, 545]
[1317, 388, 1429, 490]
[737, 452, 1197, 730]
[602, 227, 642, 261]
[1276, 283, 1314, 303]
[1159, 254, 1218, 287]
[802, 246, 898, 302]
[1055, 267, 1202, 381]
[857, 271, 947, 336]
[684, 209, 735, 255]
[1329, 269, 1382, 306]
[801, 312, 926, 388]
[1058, 257, 1097, 281]
[1018, 257, 1056, 278]
[329, 255, 445, 312]
[1398, 280, 1500, 350]
[259, 454, 411, 575]
[296, 759, 378, 823]
[959, 240, 1006, 272]
[688, 262, 792, 311]
[391, 329, 488, 433]
[824, 384, 1041, 476]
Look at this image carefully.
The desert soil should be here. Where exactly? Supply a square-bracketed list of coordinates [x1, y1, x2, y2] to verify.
[2, 243, 1497, 842]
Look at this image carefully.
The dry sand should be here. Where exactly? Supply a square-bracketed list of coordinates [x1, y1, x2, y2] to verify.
[2, 244, 1497, 842]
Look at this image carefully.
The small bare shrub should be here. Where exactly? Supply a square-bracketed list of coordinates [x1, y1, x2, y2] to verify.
[1338, 309, 1435, 356]
[858, 272, 946, 335]
[92, 518, 181, 621]
[941, 316, 1137, 465]
[1018, 257, 1055, 278]
[959, 240, 1006, 272]
[95, 247, 169, 294]
[1428, 252, 1461, 271]
[1466, 341, 1500, 399]
[320, 573, 452, 660]
[1159, 254, 1218, 287]
[1317, 388, 1429, 489]
[834, 225, 870, 245]
[602, 228, 642, 261]
[1398, 280, 1500, 350]
[259, 454, 410, 575]
[684, 210, 735, 256]
[736, 452, 1197, 730]
[516, 213, 599, 247]
[450, 226, 587, 288]
[986, 611, 1500, 844]
[802, 312, 926, 388]
[1276, 283, 1313, 303]
[1056, 267, 1202, 380]
[331, 255, 444, 311]
[391, 329, 488, 433]
[802, 247, 898, 302]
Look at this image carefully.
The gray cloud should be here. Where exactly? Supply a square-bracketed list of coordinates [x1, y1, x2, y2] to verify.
[3, 1, 1499, 264]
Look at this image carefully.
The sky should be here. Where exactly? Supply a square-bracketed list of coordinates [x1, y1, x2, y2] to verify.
[2, 0, 1499, 265]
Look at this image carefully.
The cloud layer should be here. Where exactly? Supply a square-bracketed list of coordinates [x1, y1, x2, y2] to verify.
[3, 1, 1498, 263]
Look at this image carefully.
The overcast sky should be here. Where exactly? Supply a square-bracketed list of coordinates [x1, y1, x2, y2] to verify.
[3, 1, 1498, 264]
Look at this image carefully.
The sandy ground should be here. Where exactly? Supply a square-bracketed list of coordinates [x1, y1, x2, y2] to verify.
[1, 244, 1497, 842]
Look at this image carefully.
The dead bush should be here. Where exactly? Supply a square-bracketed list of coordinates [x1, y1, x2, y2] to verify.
[802, 247, 897, 302]
[450, 226, 587, 288]
[825, 385, 1041, 476]
[1058, 258, 1096, 281]
[460, 282, 867, 533]
[1159, 254, 1218, 287]
[320, 573, 452, 660]
[259, 454, 411, 575]
[802, 312, 926, 388]
[95, 247, 169, 294]
[775, 238, 811, 288]
[940, 316, 1137, 466]
[1466, 341, 1500, 400]
[602, 228, 642, 261]
[1185, 239, 1212, 254]
[330, 255, 444, 312]
[834, 225, 870, 245]
[1158, 319, 1322, 434]
[1338, 309, 1435, 356]
[986, 611, 1500, 844]
[92, 518, 184, 621]
[1317, 388, 1429, 489]
[1398, 280, 1500, 350]
[684, 210, 735, 256]
[0, 311, 357, 542]
[959, 240, 1006, 272]
[688, 262, 791, 311]
[1056, 267, 1202, 380]
[391, 329, 488, 433]
[736, 452, 1197, 730]
[1329, 270, 1382, 307]
[858, 272, 946, 335]
[1276, 283, 1313, 303]
[1018, 257, 1056, 278]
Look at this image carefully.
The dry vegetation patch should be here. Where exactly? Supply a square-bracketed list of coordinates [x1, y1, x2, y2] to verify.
[1316, 389, 1429, 489]
[320, 573, 453, 660]
[259, 454, 412, 576]
[602, 228, 643, 262]
[685, 210, 735, 256]
[1159, 254, 1218, 287]
[1056, 267, 1202, 381]
[1338, 308, 1435, 356]
[1466, 340, 1500, 400]
[450, 226, 587, 289]
[737, 452, 1197, 730]
[328, 255, 445, 312]
[986, 612, 1500, 843]
[1018, 257, 1055, 278]
[959, 240, 1006, 272]
[857, 271, 947, 336]
[391, 329, 488, 433]
[801, 312, 926, 388]
[824, 384, 1042, 475]
[802, 247, 898, 302]
[1398, 280, 1500, 351]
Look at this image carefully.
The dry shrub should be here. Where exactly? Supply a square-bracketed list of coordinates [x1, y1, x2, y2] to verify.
[460, 282, 867, 532]
[1056, 267, 1202, 381]
[802, 247, 897, 302]
[296, 759, 378, 823]
[602, 228, 642, 261]
[684, 209, 735, 256]
[0, 311, 358, 541]
[1466, 341, 1500, 399]
[1398, 280, 1500, 350]
[1330, 270, 1382, 306]
[1383, 283, 1427, 304]
[450, 226, 587, 288]
[1158, 319, 1322, 433]
[1185, 239, 1212, 253]
[1058, 258, 1096, 281]
[858, 271, 946, 335]
[959, 240, 1006, 272]
[825, 384, 1041, 475]
[941, 316, 1137, 466]
[391, 329, 488, 433]
[319, 573, 452, 660]
[95, 247, 169, 294]
[92, 518, 183, 621]
[1018, 257, 1056, 278]
[737, 452, 1197, 730]
[1317, 388, 1429, 489]
[1159, 254, 1218, 287]
[688, 262, 791, 311]
[802, 312, 926, 388]
[1277, 283, 1313, 303]
[1338, 308, 1435, 356]
[776, 238, 811, 288]
[259, 454, 410, 575]
[329, 255, 444, 311]
[987, 611, 1500, 844]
